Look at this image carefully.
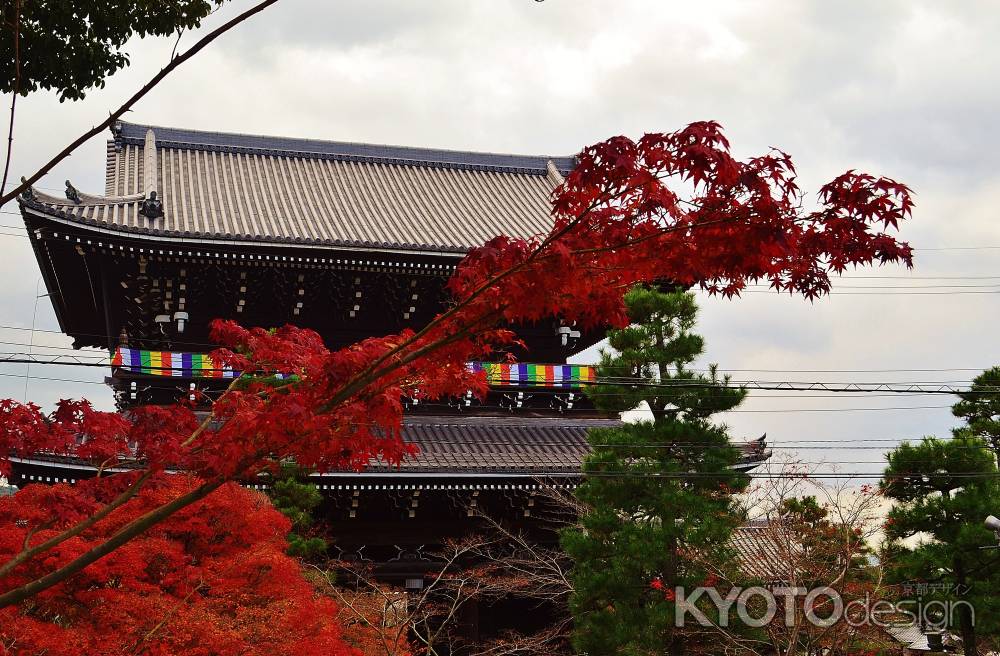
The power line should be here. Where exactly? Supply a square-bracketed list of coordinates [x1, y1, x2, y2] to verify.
[0, 326, 996, 379]
[0, 356, 107, 367]
[7, 209, 1000, 253]
[0, 339, 99, 352]
[576, 471, 1000, 479]
[415, 401, 955, 413]
[740, 289, 1000, 295]
[0, 371, 104, 384]
[0, 325, 996, 376]
[0, 357, 991, 387]
[682, 367, 989, 373]
[3, 357, 996, 400]
[832, 275, 1000, 280]
[747, 283, 1000, 289]
[0, 370, 972, 411]
[917, 245, 1000, 251]
[580, 377, 997, 394]
[0, 324, 222, 350]
[324, 440, 995, 452]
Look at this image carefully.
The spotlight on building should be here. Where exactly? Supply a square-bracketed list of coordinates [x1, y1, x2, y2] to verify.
[173, 311, 189, 333]
[986, 515, 1000, 542]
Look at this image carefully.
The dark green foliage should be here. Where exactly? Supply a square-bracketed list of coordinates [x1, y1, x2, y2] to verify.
[2, 0, 225, 101]
[882, 425, 1000, 656]
[562, 287, 750, 655]
[586, 287, 745, 420]
[266, 463, 329, 561]
[952, 366, 1000, 463]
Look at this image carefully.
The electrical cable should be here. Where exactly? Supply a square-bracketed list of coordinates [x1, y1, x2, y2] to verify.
[0, 370, 104, 384]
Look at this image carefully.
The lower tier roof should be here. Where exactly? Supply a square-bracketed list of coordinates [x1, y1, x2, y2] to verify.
[8, 415, 771, 485]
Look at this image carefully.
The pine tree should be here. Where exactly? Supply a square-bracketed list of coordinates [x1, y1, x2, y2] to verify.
[882, 427, 1000, 656]
[952, 366, 1000, 463]
[562, 287, 750, 655]
[266, 463, 329, 561]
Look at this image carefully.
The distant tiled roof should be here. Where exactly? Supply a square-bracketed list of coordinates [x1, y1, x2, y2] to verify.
[381, 416, 617, 473]
[883, 624, 957, 652]
[369, 415, 770, 475]
[19, 121, 575, 253]
[730, 521, 800, 582]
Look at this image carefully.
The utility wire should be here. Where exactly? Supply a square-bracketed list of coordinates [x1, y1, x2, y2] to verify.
[0, 373, 974, 411]
[7, 215, 1000, 253]
[0, 371, 104, 384]
[5, 358, 998, 399]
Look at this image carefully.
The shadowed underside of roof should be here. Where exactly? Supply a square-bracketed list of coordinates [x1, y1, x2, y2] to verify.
[19, 121, 575, 253]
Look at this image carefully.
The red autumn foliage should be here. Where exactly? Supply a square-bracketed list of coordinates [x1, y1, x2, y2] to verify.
[0, 123, 913, 618]
[0, 475, 375, 655]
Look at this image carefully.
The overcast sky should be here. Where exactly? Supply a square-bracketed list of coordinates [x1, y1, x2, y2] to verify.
[1, 0, 999, 481]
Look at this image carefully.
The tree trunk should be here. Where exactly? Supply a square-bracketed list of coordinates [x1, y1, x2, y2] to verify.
[955, 558, 977, 656]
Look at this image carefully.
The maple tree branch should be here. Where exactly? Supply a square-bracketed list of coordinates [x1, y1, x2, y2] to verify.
[0, 474, 226, 608]
[0, 469, 153, 578]
[182, 375, 244, 448]
[18, 519, 53, 554]
[333, 309, 502, 412]
[0, 0, 282, 209]
[322, 193, 606, 408]
[318, 196, 774, 413]
[0, 0, 20, 200]
[131, 577, 206, 653]
[0, 375, 243, 580]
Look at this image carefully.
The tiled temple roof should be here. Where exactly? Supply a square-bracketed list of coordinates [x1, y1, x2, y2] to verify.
[379, 416, 616, 474]
[18, 121, 575, 254]
[730, 521, 799, 583]
[10, 416, 771, 480]
[365, 415, 771, 475]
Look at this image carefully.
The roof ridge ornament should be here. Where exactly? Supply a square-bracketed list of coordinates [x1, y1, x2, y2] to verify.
[19, 177, 34, 202]
[140, 191, 164, 219]
[65, 180, 81, 204]
[111, 121, 124, 152]
[546, 159, 565, 186]
[139, 129, 163, 221]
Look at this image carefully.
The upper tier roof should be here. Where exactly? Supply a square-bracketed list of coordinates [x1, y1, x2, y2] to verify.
[19, 121, 576, 254]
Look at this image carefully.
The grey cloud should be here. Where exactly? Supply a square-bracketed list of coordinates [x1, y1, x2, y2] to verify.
[0, 1, 997, 477]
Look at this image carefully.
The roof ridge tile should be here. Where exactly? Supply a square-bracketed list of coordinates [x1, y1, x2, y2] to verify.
[116, 121, 576, 175]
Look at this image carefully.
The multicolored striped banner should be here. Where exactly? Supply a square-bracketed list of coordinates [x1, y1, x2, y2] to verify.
[468, 362, 597, 388]
[112, 348, 238, 378]
[112, 348, 597, 388]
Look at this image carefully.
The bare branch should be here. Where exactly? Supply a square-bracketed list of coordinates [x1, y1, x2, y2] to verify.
[0, 0, 21, 199]
[0, 0, 282, 209]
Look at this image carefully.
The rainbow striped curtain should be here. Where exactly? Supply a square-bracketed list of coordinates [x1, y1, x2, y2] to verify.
[112, 348, 238, 378]
[467, 362, 596, 388]
[112, 348, 597, 387]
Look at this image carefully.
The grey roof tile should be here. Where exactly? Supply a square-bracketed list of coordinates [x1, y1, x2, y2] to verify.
[365, 415, 770, 474]
[20, 122, 575, 254]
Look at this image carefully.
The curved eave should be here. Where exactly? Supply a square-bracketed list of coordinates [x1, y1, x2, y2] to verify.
[19, 199, 474, 258]
[9, 448, 772, 482]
